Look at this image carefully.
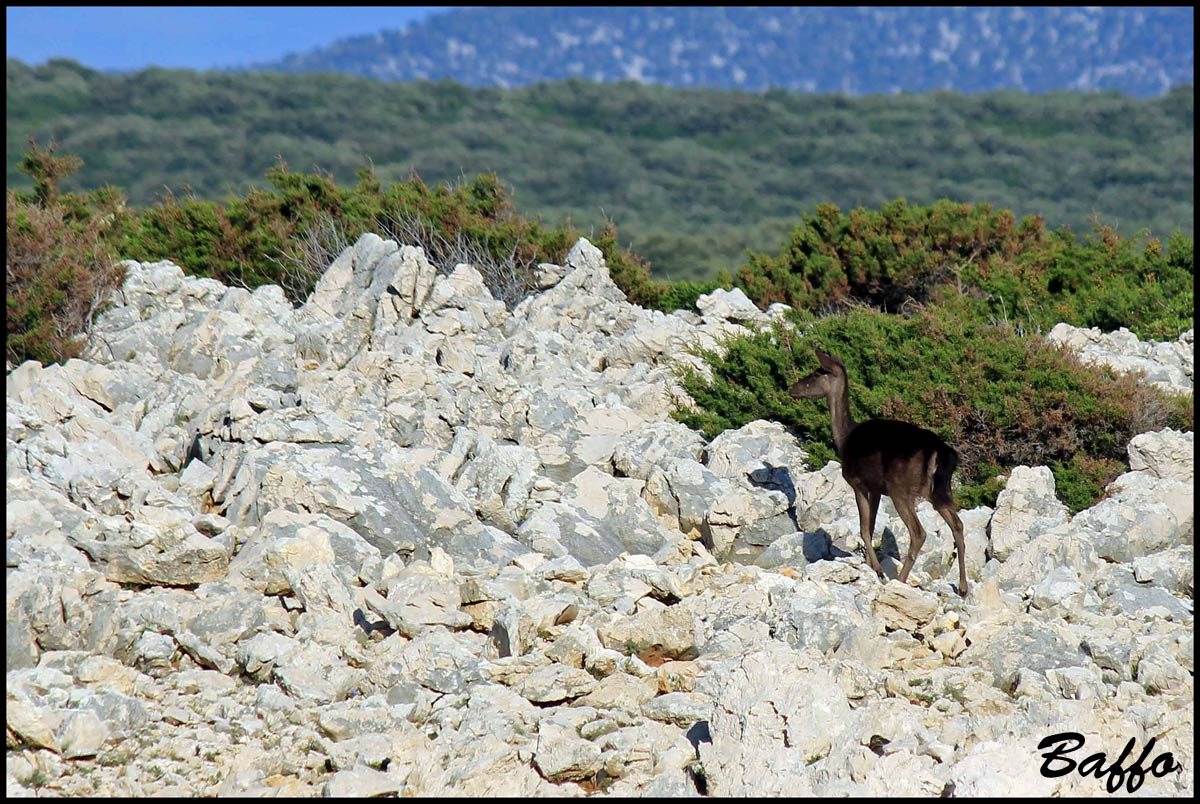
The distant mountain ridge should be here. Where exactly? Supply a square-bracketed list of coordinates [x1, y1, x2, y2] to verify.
[255, 6, 1194, 96]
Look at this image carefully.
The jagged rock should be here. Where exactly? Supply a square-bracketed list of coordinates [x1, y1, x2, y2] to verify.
[491, 595, 582, 657]
[421, 263, 509, 336]
[390, 629, 485, 694]
[363, 553, 473, 636]
[509, 238, 635, 348]
[589, 717, 694, 786]
[1108, 468, 1193, 543]
[519, 501, 627, 566]
[56, 710, 109, 759]
[961, 621, 1088, 692]
[5, 479, 93, 571]
[951, 739, 1061, 797]
[704, 419, 809, 489]
[1072, 489, 1184, 564]
[296, 235, 437, 367]
[604, 309, 701, 368]
[1135, 641, 1192, 695]
[172, 583, 269, 674]
[236, 632, 302, 682]
[6, 693, 60, 752]
[753, 530, 832, 570]
[695, 287, 767, 323]
[534, 261, 567, 289]
[228, 509, 354, 618]
[84, 259, 296, 383]
[645, 457, 732, 537]
[705, 483, 796, 559]
[987, 466, 1068, 561]
[273, 642, 366, 704]
[556, 466, 678, 561]
[533, 717, 605, 782]
[398, 684, 550, 796]
[1128, 428, 1194, 482]
[769, 579, 869, 655]
[573, 672, 657, 709]
[1095, 566, 1192, 621]
[874, 581, 939, 631]
[323, 767, 404, 797]
[1030, 565, 1089, 612]
[791, 460, 859, 539]
[987, 521, 1103, 593]
[640, 691, 709, 727]
[543, 623, 604, 669]
[518, 663, 598, 703]
[1047, 323, 1193, 394]
[539, 555, 590, 584]
[611, 421, 706, 480]
[1132, 546, 1194, 597]
[6, 667, 146, 762]
[436, 429, 540, 532]
[585, 561, 655, 609]
[698, 642, 846, 795]
[597, 601, 698, 664]
[68, 505, 229, 587]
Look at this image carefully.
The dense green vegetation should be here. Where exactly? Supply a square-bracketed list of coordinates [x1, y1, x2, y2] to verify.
[7, 59, 1194, 281]
[733, 199, 1194, 341]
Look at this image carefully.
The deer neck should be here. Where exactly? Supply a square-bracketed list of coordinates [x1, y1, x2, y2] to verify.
[828, 381, 855, 457]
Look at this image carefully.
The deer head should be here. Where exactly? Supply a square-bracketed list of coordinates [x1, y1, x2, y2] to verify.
[788, 350, 847, 399]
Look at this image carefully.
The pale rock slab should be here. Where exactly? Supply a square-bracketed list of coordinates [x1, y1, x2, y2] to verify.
[987, 466, 1068, 561]
[698, 642, 847, 795]
[874, 581, 939, 631]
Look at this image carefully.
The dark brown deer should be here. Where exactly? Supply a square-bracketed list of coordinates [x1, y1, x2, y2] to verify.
[789, 350, 968, 596]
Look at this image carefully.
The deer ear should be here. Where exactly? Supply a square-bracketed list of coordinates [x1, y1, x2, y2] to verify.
[816, 350, 839, 370]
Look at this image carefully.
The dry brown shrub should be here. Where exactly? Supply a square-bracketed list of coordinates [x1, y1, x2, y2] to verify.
[6, 191, 127, 365]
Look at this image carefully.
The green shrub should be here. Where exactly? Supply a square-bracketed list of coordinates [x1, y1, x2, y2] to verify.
[733, 199, 1194, 341]
[672, 305, 1193, 511]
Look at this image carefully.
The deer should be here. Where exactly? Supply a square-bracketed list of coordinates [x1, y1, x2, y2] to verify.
[788, 349, 968, 596]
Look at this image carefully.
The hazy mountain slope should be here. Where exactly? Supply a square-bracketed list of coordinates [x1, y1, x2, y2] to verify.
[256, 6, 1193, 97]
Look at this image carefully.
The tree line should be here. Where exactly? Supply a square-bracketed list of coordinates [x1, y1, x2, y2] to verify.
[7, 59, 1193, 281]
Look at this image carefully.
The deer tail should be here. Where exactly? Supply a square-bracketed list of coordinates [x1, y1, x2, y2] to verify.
[931, 445, 958, 505]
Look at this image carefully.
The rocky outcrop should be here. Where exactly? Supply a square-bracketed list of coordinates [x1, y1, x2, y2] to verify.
[1046, 323, 1194, 395]
[6, 235, 1193, 796]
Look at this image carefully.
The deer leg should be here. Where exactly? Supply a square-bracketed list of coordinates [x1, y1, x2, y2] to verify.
[855, 489, 885, 578]
[936, 501, 968, 597]
[893, 496, 926, 584]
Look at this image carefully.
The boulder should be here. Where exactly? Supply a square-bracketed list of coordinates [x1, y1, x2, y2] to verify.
[987, 466, 1068, 561]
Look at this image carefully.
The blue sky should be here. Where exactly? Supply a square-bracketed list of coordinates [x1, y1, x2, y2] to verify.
[6, 6, 447, 71]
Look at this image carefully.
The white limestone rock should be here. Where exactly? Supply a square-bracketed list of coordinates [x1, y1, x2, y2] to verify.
[697, 642, 847, 796]
[874, 580, 939, 631]
[987, 466, 1068, 561]
[1046, 323, 1193, 395]
[695, 287, 767, 323]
